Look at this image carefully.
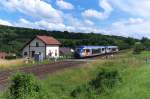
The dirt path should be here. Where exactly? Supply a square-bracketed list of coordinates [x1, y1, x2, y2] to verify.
[0, 61, 85, 90]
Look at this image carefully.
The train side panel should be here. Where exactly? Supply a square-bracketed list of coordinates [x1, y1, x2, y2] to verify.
[74, 46, 119, 58]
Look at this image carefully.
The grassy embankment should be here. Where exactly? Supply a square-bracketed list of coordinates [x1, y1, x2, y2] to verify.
[39, 51, 150, 99]
[1, 51, 150, 99]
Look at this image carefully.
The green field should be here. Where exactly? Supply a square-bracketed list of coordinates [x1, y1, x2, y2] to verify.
[41, 51, 150, 99]
[2, 51, 150, 99]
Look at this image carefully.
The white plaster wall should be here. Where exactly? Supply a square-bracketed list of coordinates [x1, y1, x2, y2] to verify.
[30, 38, 45, 46]
[46, 45, 59, 58]
[22, 45, 29, 58]
[29, 46, 46, 58]
[22, 38, 46, 58]
[106, 48, 111, 53]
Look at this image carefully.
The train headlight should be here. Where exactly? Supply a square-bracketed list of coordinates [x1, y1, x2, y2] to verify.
[81, 53, 85, 56]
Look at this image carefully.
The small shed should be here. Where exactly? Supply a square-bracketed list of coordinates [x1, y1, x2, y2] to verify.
[0, 52, 8, 59]
[59, 47, 74, 56]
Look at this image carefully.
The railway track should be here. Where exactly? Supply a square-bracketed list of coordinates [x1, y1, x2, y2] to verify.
[0, 61, 85, 90]
[0, 52, 119, 90]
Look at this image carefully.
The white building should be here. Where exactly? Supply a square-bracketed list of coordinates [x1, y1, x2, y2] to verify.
[22, 35, 61, 59]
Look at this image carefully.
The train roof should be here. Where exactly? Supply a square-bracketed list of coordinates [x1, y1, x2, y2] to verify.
[76, 46, 106, 49]
[76, 46, 118, 49]
[106, 46, 118, 48]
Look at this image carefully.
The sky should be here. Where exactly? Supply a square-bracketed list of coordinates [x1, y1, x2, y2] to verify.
[0, 0, 150, 39]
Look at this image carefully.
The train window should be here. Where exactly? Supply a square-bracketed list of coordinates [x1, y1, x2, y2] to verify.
[76, 48, 83, 53]
[98, 49, 101, 53]
[84, 49, 90, 53]
[112, 48, 116, 51]
[102, 48, 105, 51]
[92, 49, 101, 54]
[76, 49, 80, 52]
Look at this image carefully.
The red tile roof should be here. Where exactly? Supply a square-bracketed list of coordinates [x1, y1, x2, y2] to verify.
[37, 35, 61, 45]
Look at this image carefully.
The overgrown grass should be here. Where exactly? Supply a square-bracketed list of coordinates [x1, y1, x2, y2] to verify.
[0, 59, 52, 70]
[40, 51, 150, 99]
[2, 51, 150, 99]
[0, 59, 25, 69]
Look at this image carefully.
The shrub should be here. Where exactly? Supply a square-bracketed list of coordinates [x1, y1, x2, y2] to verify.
[71, 84, 88, 98]
[8, 73, 41, 99]
[71, 69, 122, 98]
[133, 42, 144, 54]
[89, 69, 121, 93]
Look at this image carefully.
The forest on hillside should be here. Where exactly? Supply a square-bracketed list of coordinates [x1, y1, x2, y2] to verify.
[0, 25, 149, 55]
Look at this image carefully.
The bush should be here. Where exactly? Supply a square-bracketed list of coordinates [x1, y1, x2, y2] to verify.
[71, 84, 88, 98]
[8, 73, 42, 99]
[89, 69, 121, 92]
[133, 42, 144, 54]
[71, 69, 121, 98]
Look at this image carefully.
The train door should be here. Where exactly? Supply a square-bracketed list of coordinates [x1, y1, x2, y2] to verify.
[109, 48, 112, 53]
[102, 48, 105, 53]
[84, 49, 91, 56]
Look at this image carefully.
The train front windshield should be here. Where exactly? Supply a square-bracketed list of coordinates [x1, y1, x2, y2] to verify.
[76, 48, 83, 53]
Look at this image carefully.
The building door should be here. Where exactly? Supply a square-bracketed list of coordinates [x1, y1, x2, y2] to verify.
[31, 51, 35, 57]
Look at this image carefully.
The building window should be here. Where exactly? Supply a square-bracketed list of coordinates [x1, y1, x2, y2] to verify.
[24, 52, 28, 56]
[102, 48, 105, 51]
[36, 42, 39, 47]
[55, 50, 57, 56]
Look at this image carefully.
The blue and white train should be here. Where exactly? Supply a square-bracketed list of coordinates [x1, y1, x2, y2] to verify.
[74, 46, 119, 58]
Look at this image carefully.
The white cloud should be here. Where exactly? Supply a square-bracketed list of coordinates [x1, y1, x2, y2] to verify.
[14, 18, 38, 29]
[111, 18, 144, 27]
[0, 0, 103, 34]
[106, 18, 150, 38]
[0, 0, 104, 34]
[56, 0, 74, 10]
[64, 15, 103, 33]
[110, 0, 150, 18]
[0, 19, 12, 26]
[35, 20, 66, 31]
[127, 18, 144, 25]
[0, 0, 63, 23]
[100, 0, 113, 15]
[12, 17, 101, 33]
[82, 0, 113, 20]
[84, 20, 94, 26]
[13, 18, 66, 31]
[82, 9, 106, 20]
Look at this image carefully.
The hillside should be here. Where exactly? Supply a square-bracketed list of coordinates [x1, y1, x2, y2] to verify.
[0, 25, 138, 54]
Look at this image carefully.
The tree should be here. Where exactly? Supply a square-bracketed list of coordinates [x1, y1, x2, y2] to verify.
[141, 37, 150, 50]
